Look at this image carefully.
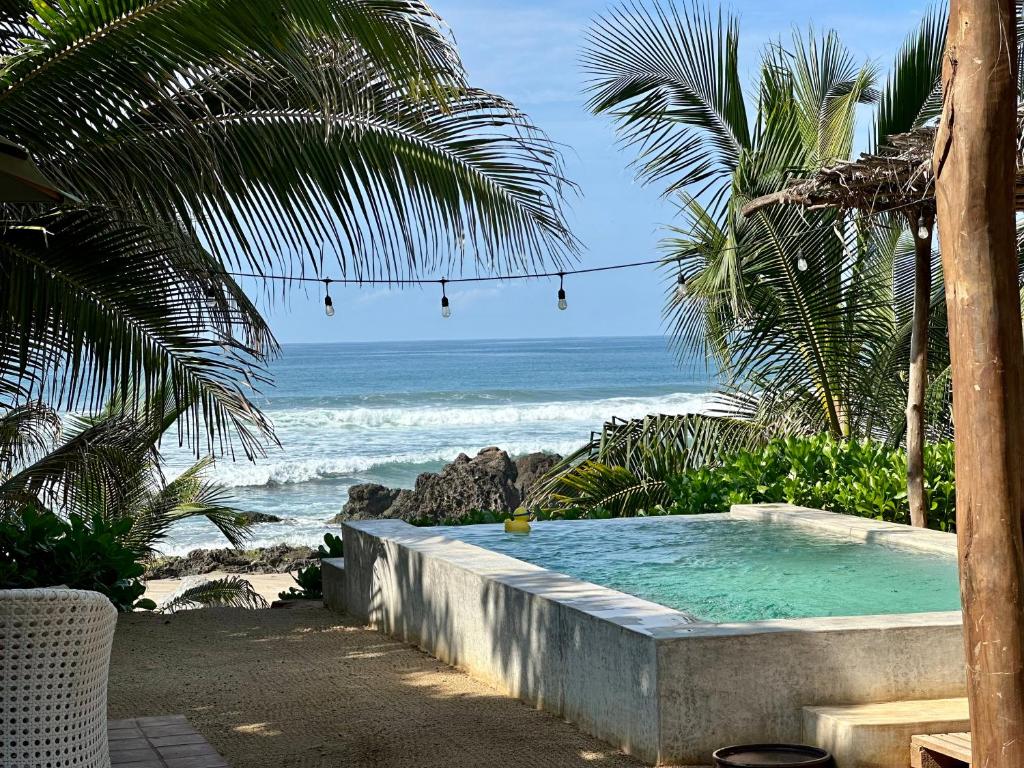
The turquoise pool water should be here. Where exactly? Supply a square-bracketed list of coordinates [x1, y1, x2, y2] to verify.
[437, 517, 961, 622]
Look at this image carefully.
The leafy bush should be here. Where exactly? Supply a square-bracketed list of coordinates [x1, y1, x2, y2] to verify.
[0, 505, 154, 611]
[278, 532, 345, 601]
[666, 435, 956, 530]
[542, 435, 956, 531]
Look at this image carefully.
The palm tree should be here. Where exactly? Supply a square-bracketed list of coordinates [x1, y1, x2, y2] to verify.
[584, 1, 880, 435]
[538, 1, 953, 518]
[0, 392, 252, 551]
[0, 0, 578, 454]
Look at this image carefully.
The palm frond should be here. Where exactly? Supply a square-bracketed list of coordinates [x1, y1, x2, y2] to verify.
[582, 0, 750, 204]
[873, 3, 947, 145]
[0, 402, 60, 480]
[2, 1, 578, 274]
[122, 457, 251, 554]
[158, 575, 269, 613]
[0, 207, 275, 457]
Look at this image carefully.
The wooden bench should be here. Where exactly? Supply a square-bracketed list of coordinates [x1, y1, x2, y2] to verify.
[911, 733, 972, 768]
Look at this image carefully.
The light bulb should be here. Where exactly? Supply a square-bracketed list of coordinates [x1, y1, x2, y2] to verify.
[557, 288, 567, 311]
[916, 216, 930, 240]
[441, 296, 451, 318]
[675, 273, 688, 300]
[323, 280, 335, 317]
[796, 251, 808, 272]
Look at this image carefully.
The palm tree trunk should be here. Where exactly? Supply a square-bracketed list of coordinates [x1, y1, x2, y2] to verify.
[934, 3, 1024, 767]
[905, 210, 933, 528]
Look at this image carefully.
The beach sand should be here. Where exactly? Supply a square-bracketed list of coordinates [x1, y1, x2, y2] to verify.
[108, 605, 646, 768]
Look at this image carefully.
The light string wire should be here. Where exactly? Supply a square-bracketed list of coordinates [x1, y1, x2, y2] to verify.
[207, 196, 932, 289]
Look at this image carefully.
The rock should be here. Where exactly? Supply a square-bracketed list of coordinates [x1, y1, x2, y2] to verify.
[385, 447, 521, 524]
[333, 483, 403, 522]
[514, 452, 562, 502]
[144, 544, 317, 580]
[235, 511, 282, 525]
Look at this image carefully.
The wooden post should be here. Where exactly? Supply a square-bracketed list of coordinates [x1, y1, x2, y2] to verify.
[905, 208, 933, 529]
[933, 1, 1024, 766]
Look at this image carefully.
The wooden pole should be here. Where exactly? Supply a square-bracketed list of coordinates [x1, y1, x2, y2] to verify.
[933, 2, 1024, 766]
[905, 209, 933, 529]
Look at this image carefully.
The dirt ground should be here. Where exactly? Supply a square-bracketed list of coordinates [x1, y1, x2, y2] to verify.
[107, 604, 647, 768]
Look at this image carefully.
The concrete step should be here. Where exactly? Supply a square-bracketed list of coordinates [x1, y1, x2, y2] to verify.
[803, 698, 969, 768]
[322, 557, 346, 612]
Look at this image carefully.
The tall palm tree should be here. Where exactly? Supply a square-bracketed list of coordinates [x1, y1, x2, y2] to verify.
[0, 0, 578, 454]
[538, 1, 953, 517]
[584, 2, 880, 435]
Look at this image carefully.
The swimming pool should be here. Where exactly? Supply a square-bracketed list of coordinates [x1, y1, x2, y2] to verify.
[436, 516, 961, 622]
[335, 504, 965, 765]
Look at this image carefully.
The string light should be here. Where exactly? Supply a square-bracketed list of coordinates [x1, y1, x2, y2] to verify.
[916, 215, 930, 240]
[675, 270, 688, 300]
[440, 278, 451, 318]
[203, 200, 937, 319]
[323, 279, 335, 317]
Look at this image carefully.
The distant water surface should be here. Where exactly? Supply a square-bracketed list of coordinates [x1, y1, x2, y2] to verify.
[160, 336, 715, 554]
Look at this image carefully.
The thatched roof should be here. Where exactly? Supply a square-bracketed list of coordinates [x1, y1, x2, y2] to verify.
[742, 113, 1024, 219]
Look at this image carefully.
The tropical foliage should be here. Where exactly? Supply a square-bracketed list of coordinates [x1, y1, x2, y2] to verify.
[0, 0, 578, 456]
[541, 434, 957, 531]
[0, 393, 262, 609]
[535, 1, 956, 518]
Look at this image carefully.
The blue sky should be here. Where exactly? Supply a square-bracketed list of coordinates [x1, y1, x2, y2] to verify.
[258, 0, 931, 344]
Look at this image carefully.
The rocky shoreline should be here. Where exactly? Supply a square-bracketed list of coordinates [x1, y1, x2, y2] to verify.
[144, 544, 318, 580]
[331, 446, 561, 525]
[146, 447, 562, 580]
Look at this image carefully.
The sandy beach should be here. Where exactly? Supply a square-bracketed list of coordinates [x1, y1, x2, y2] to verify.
[107, 605, 645, 768]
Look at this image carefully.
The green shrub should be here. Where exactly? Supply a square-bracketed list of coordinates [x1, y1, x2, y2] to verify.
[0, 505, 153, 611]
[278, 532, 346, 601]
[665, 434, 956, 531]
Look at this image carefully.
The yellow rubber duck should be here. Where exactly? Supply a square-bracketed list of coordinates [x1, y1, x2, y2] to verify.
[504, 506, 531, 533]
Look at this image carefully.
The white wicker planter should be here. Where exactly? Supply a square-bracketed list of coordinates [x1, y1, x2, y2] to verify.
[1, 588, 117, 768]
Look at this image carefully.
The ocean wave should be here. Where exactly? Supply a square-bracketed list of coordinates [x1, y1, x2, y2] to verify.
[202, 439, 591, 488]
[266, 392, 713, 431]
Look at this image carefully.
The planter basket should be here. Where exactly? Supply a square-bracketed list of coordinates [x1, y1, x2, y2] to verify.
[1, 588, 117, 768]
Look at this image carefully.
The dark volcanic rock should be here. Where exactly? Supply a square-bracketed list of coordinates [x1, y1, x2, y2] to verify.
[331, 483, 403, 523]
[331, 447, 565, 526]
[385, 446, 520, 524]
[235, 511, 282, 525]
[514, 452, 562, 502]
[144, 544, 316, 579]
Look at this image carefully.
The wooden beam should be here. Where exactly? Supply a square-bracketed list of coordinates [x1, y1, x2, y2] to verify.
[905, 208, 933, 529]
[933, 3, 1024, 768]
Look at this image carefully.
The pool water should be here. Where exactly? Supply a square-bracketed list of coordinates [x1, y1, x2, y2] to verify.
[437, 517, 961, 622]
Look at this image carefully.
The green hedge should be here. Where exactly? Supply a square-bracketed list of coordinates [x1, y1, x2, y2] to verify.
[667, 435, 956, 530]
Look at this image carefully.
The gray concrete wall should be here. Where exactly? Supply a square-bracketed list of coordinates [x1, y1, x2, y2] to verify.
[655, 615, 965, 764]
[321, 558, 346, 612]
[341, 520, 668, 762]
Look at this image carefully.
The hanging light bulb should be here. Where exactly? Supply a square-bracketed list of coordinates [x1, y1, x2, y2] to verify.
[440, 279, 451, 318]
[557, 273, 568, 310]
[675, 270, 688, 300]
[796, 249, 808, 272]
[323, 279, 335, 317]
[916, 215, 930, 240]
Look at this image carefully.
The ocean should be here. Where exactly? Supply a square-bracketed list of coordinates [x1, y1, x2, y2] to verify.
[159, 336, 716, 554]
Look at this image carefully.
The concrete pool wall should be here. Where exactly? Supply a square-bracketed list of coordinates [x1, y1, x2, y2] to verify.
[332, 505, 964, 765]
